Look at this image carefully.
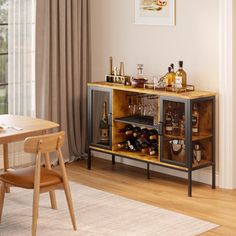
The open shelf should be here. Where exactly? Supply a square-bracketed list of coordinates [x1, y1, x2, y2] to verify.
[114, 115, 159, 129]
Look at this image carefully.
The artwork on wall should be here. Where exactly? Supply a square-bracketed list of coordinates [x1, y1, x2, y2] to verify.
[135, 0, 176, 26]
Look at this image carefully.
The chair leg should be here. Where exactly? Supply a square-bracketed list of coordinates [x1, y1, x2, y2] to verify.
[63, 181, 77, 230]
[44, 153, 57, 209]
[57, 148, 77, 230]
[0, 182, 6, 223]
[32, 185, 40, 236]
[32, 150, 43, 236]
[49, 190, 57, 210]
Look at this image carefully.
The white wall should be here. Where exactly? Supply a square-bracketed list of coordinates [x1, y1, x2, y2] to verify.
[90, 0, 219, 91]
[89, 0, 219, 184]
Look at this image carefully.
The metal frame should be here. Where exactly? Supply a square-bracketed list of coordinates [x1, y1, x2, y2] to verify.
[160, 96, 188, 167]
[87, 86, 113, 169]
[159, 96, 216, 196]
[87, 85, 216, 197]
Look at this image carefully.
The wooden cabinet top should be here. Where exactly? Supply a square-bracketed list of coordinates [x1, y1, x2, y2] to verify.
[88, 82, 216, 100]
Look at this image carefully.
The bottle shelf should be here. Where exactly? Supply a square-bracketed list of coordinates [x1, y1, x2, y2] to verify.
[114, 115, 159, 130]
[113, 149, 159, 162]
[163, 132, 212, 141]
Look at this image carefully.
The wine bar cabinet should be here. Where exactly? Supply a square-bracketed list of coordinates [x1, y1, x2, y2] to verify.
[87, 82, 216, 197]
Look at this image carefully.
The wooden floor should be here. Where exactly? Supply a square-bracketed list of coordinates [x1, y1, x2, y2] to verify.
[64, 157, 236, 235]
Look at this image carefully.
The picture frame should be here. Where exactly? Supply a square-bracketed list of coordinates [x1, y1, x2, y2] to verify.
[135, 0, 176, 26]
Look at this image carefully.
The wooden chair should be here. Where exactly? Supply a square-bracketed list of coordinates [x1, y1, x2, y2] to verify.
[0, 131, 77, 236]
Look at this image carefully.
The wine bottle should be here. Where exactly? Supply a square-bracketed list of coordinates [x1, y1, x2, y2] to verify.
[133, 126, 141, 138]
[118, 138, 137, 151]
[99, 101, 109, 144]
[134, 138, 147, 151]
[141, 141, 150, 154]
[141, 128, 149, 139]
[192, 104, 200, 136]
[149, 140, 158, 156]
[165, 102, 173, 135]
[127, 138, 137, 151]
[117, 140, 129, 150]
[118, 124, 134, 136]
[149, 129, 158, 140]
[175, 61, 187, 89]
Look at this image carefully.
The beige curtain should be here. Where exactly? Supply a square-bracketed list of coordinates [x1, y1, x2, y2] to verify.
[35, 0, 90, 161]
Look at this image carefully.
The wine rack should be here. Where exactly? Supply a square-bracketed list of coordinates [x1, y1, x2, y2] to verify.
[87, 82, 216, 197]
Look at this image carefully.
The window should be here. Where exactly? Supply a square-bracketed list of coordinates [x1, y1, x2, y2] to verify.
[0, 0, 8, 114]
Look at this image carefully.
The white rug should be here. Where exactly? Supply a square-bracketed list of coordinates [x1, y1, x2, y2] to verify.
[0, 182, 218, 236]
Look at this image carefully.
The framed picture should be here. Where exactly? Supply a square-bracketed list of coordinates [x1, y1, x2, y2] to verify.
[135, 0, 176, 26]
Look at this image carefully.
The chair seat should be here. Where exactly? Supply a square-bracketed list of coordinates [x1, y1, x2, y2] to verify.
[0, 166, 62, 189]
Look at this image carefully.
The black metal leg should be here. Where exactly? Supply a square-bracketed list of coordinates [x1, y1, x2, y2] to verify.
[212, 164, 216, 189]
[112, 155, 115, 165]
[188, 170, 192, 197]
[87, 148, 91, 170]
[147, 163, 150, 179]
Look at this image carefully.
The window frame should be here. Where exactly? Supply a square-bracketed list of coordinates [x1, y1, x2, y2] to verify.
[0, 21, 8, 113]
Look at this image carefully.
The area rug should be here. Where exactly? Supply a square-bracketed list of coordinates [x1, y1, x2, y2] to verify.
[0, 182, 218, 236]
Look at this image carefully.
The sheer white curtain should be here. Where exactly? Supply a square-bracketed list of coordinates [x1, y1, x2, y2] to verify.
[2, 0, 36, 169]
[8, 0, 36, 116]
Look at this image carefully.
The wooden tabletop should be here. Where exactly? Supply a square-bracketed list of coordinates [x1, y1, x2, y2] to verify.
[0, 115, 59, 144]
[88, 82, 217, 99]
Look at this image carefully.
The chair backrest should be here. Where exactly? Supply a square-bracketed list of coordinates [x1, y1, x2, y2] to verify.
[24, 131, 65, 154]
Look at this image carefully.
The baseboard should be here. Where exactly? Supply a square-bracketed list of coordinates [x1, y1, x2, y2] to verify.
[92, 151, 219, 187]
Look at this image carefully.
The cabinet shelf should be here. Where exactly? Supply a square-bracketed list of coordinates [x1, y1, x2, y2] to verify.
[90, 145, 187, 171]
[192, 160, 213, 170]
[164, 133, 213, 141]
[114, 115, 159, 129]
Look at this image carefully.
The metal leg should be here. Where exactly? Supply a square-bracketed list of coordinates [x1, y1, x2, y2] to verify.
[112, 155, 115, 165]
[87, 149, 91, 170]
[188, 170, 192, 197]
[212, 164, 216, 189]
[147, 163, 150, 179]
